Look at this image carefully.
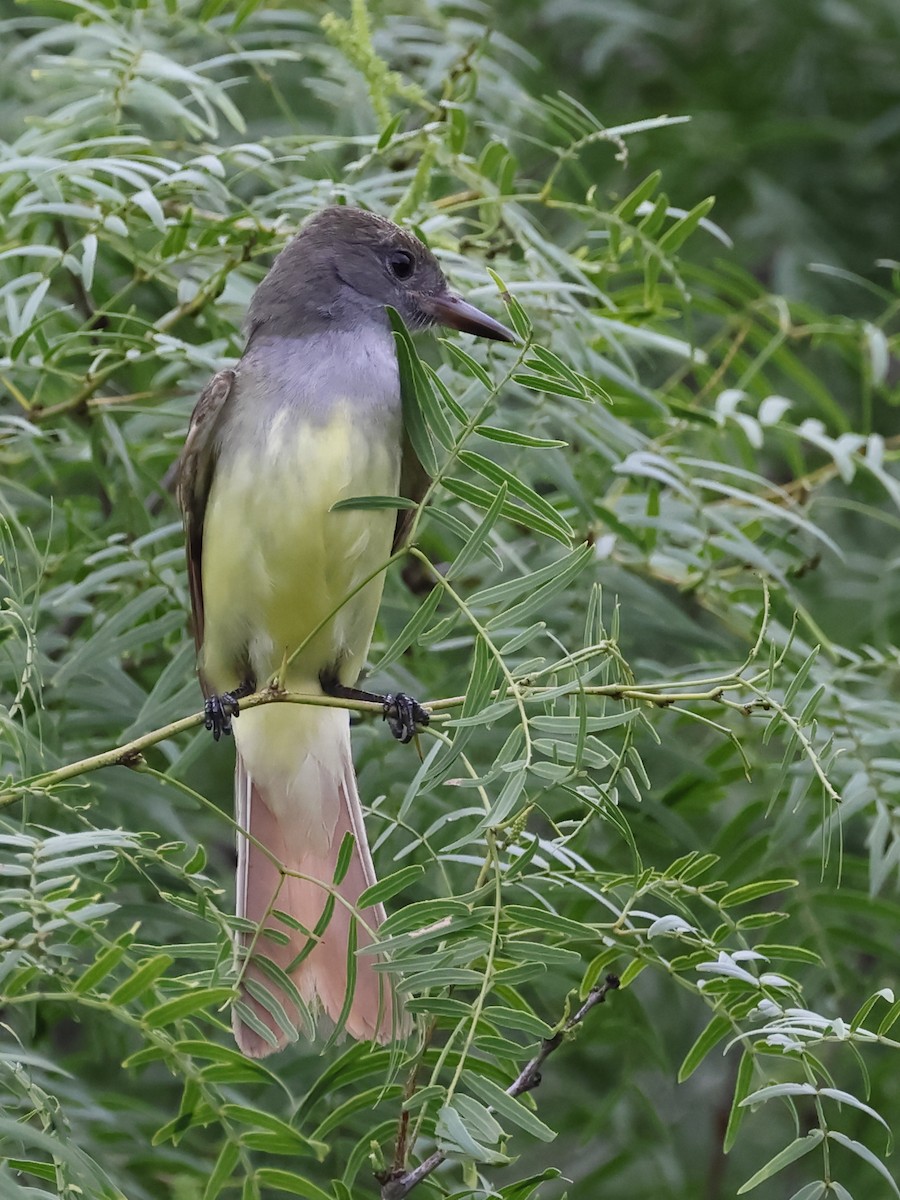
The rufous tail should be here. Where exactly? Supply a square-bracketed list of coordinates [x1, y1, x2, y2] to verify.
[231, 704, 406, 1057]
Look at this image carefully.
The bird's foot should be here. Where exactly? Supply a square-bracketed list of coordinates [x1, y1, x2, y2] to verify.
[204, 692, 240, 741]
[319, 672, 430, 744]
[382, 693, 430, 744]
[204, 679, 255, 741]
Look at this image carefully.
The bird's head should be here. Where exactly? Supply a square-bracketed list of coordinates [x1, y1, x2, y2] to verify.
[245, 206, 516, 344]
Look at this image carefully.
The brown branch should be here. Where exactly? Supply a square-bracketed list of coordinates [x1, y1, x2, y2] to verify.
[377, 974, 621, 1200]
[0, 669, 750, 811]
[0, 688, 386, 810]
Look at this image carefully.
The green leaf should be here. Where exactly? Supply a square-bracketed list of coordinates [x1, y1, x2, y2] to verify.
[107, 954, 174, 1007]
[202, 1140, 240, 1200]
[435, 1103, 510, 1165]
[851, 987, 895, 1032]
[446, 104, 467, 153]
[5, 1158, 57, 1182]
[235, 982, 296, 1049]
[724, 1049, 755, 1153]
[377, 110, 405, 150]
[426, 361, 470, 422]
[657, 195, 716, 254]
[827, 1132, 900, 1198]
[737, 1131, 824, 1193]
[668, 852, 719, 882]
[787, 1185, 827, 1200]
[74, 930, 136, 993]
[735, 912, 790, 931]
[311, 1083, 404, 1140]
[581, 947, 623, 994]
[720, 879, 798, 908]
[614, 169, 663, 221]
[442, 340, 494, 389]
[486, 267, 532, 341]
[401, 1084, 447, 1113]
[405, 996, 474, 1020]
[389, 307, 439, 476]
[330, 495, 417, 512]
[475, 425, 567, 449]
[504, 905, 589, 939]
[445, 482, 508, 582]
[143, 986, 233, 1027]
[255, 1170, 334, 1199]
[380, 899, 476, 938]
[322, 913, 359, 1048]
[173, 1040, 276, 1074]
[512, 372, 588, 400]
[401, 967, 487, 990]
[753, 944, 822, 966]
[877, 997, 900, 1037]
[458, 450, 574, 539]
[530, 710, 639, 734]
[528, 346, 601, 397]
[463, 1073, 557, 1141]
[399, 314, 456, 447]
[333, 831, 354, 887]
[495, 1170, 563, 1200]
[483, 1006, 553, 1039]
[444, 477, 571, 544]
[463, 766, 526, 834]
[184, 844, 207, 874]
[372, 587, 442, 672]
[477, 545, 594, 625]
[783, 647, 821, 707]
[818, 1089, 892, 1140]
[678, 1013, 730, 1082]
[131, 187, 167, 231]
[499, 623, 547, 654]
[0, 1118, 115, 1194]
[741, 1082, 817, 1104]
[618, 959, 647, 988]
[222, 1104, 328, 1157]
[358, 864, 425, 908]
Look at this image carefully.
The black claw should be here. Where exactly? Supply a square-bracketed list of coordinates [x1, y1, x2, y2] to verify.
[204, 692, 241, 741]
[382, 693, 430, 744]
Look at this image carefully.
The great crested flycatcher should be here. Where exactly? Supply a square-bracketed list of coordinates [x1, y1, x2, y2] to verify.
[177, 207, 514, 1057]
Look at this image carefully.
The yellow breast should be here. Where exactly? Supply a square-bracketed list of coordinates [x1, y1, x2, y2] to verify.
[200, 403, 400, 692]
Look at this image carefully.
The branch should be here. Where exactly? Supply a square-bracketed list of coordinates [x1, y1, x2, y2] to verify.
[377, 974, 621, 1199]
[429, 681, 732, 712]
[0, 688, 385, 810]
[0, 669, 751, 811]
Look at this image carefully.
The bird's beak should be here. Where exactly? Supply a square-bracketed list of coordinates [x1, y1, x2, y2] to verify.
[421, 291, 517, 343]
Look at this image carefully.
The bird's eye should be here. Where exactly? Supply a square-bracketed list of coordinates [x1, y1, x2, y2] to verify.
[388, 249, 415, 280]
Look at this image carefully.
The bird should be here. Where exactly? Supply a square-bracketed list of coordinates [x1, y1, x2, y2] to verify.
[176, 206, 515, 1057]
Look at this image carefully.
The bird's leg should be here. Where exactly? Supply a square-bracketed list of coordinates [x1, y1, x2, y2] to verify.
[321, 674, 430, 745]
[204, 677, 256, 742]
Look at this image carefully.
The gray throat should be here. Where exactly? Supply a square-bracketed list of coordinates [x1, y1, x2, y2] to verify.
[219, 325, 403, 459]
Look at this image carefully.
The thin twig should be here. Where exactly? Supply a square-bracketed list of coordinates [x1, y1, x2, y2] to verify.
[0, 674, 749, 811]
[429, 682, 731, 712]
[0, 688, 384, 809]
[377, 975, 621, 1199]
[0, 672, 768, 811]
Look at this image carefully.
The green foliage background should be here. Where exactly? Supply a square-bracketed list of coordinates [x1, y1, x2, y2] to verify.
[1, 2, 899, 1199]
